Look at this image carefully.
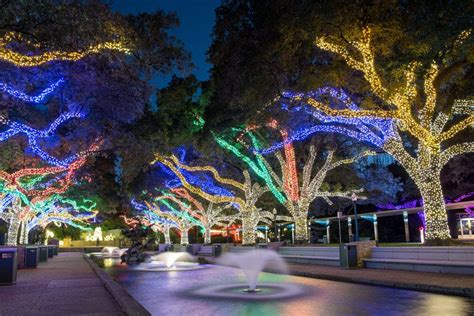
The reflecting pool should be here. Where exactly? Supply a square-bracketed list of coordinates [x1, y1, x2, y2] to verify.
[100, 258, 474, 316]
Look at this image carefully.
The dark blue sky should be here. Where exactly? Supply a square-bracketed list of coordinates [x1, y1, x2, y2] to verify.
[112, 0, 220, 86]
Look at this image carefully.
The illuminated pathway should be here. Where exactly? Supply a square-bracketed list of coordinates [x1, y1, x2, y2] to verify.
[0, 252, 125, 315]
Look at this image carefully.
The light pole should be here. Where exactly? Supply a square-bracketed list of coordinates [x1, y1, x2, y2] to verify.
[272, 208, 277, 242]
[290, 224, 295, 244]
[307, 221, 312, 244]
[337, 211, 343, 244]
[351, 193, 359, 242]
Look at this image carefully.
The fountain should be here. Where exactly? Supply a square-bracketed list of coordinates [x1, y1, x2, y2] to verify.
[191, 249, 303, 300]
[89, 247, 128, 258]
[111, 248, 128, 257]
[101, 247, 118, 256]
[133, 252, 202, 271]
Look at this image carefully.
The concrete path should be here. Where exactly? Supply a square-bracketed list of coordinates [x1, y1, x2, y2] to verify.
[0, 252, 125, 315]
[285, 263, 474, 297]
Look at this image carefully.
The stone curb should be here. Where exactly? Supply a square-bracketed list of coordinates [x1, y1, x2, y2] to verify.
[83, 254, 151, 316]
[284, 270, 474, 298]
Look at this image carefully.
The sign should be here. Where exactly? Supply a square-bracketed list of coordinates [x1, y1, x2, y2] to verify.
[337, 211, 343, 219]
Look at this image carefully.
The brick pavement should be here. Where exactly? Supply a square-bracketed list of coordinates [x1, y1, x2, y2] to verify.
[0, 252, 125, 315]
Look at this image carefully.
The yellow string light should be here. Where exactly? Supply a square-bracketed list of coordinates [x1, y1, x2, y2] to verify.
[153, 154, 271, 244]
[168, 155, 245, 191]
[312, 27, 474, 240]
[0, 32, 131, 67]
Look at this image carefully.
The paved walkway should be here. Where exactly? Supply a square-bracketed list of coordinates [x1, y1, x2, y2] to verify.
[284, 263, 474, 297]
[0, 252, 124, 315]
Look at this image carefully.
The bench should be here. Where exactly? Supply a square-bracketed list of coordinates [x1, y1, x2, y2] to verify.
[278, 246, 340, 266]
[364, 247, 474, 275]
[172, 245, 187, 253]
[196, 246, 213, 257]
[157, 244, 170, 253]
[228, 246, 256, 254]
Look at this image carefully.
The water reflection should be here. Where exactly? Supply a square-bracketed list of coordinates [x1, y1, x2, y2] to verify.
[99, 259, 474, 316]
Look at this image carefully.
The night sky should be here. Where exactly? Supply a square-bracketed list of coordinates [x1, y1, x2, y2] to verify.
[112, 0, 220, 86]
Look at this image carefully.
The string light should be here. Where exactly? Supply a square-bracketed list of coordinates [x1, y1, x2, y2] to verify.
[0, 32, 131, 67]
[0, 78, 65, 103]
[157, 161, 236, 198]
[0, 141, 101, 245]
[0, 111, 89, 167]
[241, 121, 372, 241]
[283, 27, 474, 240]
[147, 200, 197, 245]
[171, 187, 238, 244]
[153, 154, 271, 244]
[214, 133, 286, 202]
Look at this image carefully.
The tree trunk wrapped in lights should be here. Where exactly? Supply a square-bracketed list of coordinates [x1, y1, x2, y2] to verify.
[271, 145, 370, 242]
[144, 196, 205, 245]
[25, 200, 97, 237]
[171, 187, 238, 244]
[217, 126, 371, 242]
[154, 154, 271, 245]
[0, 148, 99, 245]
[277, 27, 473, 241]
[128, 202, 181, 244]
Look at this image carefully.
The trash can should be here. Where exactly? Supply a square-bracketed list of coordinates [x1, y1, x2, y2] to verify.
[0, 247, 18, 284]
[16, 246, 26, 269]
[25, 246, 40, 268]
[339, 244, 357, 268]
[53, 245, 58, 256]
[47, 246, 54, 258]
[39, 246, 48, 262]
[0, 233, 5, 245]
[212, 244, 222, 257]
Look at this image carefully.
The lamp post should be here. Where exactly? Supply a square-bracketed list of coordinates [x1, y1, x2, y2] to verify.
[337, 211, 343, 244]
[290, 224, 295, 244]
[272, 208, 277, 242]
[307, 221, 312, 244]
[351, 193, 359, 242]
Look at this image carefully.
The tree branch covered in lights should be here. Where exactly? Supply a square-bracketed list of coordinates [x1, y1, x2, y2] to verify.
[153, 154, 272, 245]
[0, 32, 131, 67]
[218, 121, 372, 242]
[0, 143, 101, 245]
[144, 198, 199, 245]
[0, 112, 103, 167]
[22, 198, 97, 244]
[0, 78, 65, 104]
[277, 27, 473, 240]
[171, 187, 239, 244]
[130, 200, 179, 244]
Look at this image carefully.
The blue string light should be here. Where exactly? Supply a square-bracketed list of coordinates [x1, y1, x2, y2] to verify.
[131, 199, 179, 227]
[0, 78, 65, 103]
[0, 111, 85, 166]
[255, 87, 397, 154]
[156, 161, 235, 198]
